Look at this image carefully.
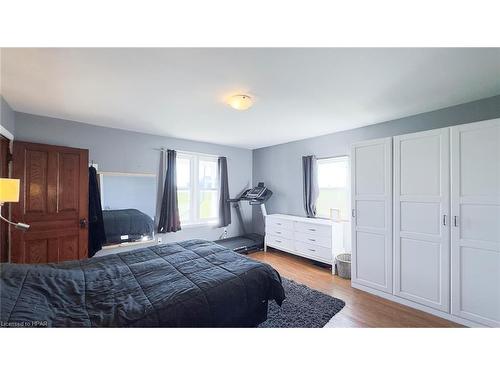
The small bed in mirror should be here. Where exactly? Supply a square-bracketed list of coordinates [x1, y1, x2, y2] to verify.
[99, 172, 157, 247]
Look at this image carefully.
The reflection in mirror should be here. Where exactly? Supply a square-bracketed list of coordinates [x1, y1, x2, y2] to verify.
[99, 172, 157, 246]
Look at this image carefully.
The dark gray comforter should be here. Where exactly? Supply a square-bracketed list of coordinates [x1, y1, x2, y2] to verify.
[0, 240, 285, 327]
[102, 209, 155, 245]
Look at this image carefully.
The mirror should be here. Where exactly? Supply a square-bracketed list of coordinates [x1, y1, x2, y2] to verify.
[99, 172, 157, 246]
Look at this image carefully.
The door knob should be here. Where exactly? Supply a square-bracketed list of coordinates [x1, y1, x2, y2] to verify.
[79, 218, 87, 228]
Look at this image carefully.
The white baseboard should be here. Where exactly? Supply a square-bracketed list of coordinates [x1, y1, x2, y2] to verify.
[351, 282, 486, 328]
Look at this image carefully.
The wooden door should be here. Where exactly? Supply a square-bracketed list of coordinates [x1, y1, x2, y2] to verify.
[11, 141, 89, 263]
[451, 120, 500, 327]
[351, 137, 393, 293]
[393, 128, 450, 312]
[0, 136, 10, 262]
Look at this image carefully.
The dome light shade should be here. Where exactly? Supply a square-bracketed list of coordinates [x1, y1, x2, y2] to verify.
[227, 94, 253, 110]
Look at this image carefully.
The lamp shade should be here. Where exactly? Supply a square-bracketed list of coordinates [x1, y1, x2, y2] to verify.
[0, 178, 20, 203]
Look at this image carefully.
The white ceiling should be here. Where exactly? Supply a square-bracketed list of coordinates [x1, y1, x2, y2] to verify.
[2, 48, 500, 149]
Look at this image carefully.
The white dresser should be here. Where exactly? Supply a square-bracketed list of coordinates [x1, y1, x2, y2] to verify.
[265, 214, 345, 273]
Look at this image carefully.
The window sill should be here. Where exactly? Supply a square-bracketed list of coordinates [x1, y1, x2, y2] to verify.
[181, 221, 219, 229]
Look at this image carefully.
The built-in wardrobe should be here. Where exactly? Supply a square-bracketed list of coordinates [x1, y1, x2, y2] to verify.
[351, 119, 499, 327]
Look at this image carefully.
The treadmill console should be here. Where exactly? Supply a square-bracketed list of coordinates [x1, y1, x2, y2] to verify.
[243, 186, 267, 200]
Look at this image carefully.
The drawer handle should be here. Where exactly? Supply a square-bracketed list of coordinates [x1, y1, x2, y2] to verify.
[308, 238, 316, 242]
[308, 248, 316, 252]
[308, 228, 316, 232]
[276, 223, 282, 226]
[275, 231, 282, 234]
[275, 239, 282, 243]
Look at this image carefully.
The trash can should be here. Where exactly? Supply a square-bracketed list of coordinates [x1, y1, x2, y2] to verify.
[335, 253, 351, 279]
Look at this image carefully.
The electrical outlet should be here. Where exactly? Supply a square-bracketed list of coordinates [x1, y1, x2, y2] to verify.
[157, 237, 163, 244]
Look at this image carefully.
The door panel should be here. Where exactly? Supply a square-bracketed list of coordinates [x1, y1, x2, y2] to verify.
[355, 231, 387, 287]
[394, 128, 450, 312]
[400, 202, 441, 235]
[355, 200, 386, 229]
[451, 120, 500, 327]
[354, 143, 386, 196]
[351, 137, 392, 293]
[400, 238, 441, 303]
[59, 235, 80, 261]
[26, 149, 49, 214]
[11, 141, 89, 264]
[25, 239, 50, 264]
[460, 247, 499, 322]
[59, 153, 80, 212]
[400, 136, 441, 196]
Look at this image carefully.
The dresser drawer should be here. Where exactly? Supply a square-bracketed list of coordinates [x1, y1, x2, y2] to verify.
[294, 221, 332, 237]
[266, 234, 293, 250]
[294, 231, 332, 248]
[266, 227, 293, 239]
[294, 240, 332, 262]
[266, 217, 294, 231]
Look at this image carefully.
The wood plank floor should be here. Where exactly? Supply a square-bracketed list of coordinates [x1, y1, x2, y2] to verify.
[249, 248, 462, 328]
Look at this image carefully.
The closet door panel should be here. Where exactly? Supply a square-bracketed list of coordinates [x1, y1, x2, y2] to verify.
[355, 231, 387, 286]
[351, 138, 392, 293]
[451, 120, 500, 327]
[400, 238, 441, 303]
[356, 200, 386, 229]
[394, 128, 450, 312]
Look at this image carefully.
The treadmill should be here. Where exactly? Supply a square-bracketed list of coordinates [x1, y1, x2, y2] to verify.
[215, 182, 272, 253]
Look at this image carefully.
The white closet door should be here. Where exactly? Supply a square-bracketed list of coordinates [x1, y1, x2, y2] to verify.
[451, 120, 500, 327]
[394, 128, 450, 312]
[351, 138, 392, 293]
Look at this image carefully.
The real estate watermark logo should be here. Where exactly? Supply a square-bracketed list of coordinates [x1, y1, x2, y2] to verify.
[0, 320, 48, 327]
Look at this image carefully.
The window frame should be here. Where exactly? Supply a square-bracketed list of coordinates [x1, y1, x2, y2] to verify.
[316, 155, 351, 221]
[176, 152, 219, 226]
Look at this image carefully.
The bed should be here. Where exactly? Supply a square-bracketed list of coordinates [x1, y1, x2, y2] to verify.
[0, 239, 285, 327]
[102, 209, 155, 244]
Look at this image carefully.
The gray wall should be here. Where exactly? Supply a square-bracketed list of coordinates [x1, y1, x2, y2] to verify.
[0, 96, 15, 136]
[252, 95, 500, 234]
[14, 112, 253, 245]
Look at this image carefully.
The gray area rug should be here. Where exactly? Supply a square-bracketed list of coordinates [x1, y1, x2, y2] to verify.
[259, 278, 345, 328]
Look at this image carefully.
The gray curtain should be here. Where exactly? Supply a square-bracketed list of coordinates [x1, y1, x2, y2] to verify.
[217, 156, 231, 227]
[157, 149, 181, 233]
[302, 155, 319, 218]
[155, 149, 167, 228]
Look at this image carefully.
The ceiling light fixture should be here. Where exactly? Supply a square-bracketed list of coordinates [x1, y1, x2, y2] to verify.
[227, 94, 253, 111]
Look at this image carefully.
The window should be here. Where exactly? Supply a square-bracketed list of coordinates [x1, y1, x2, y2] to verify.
[176, 152, 219, 225]
[316, 156, 349, 220]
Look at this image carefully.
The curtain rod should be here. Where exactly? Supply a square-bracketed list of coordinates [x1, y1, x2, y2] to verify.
[153, 147, 226, 159]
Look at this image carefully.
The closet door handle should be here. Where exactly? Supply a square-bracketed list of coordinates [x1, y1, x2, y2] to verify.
[351, 209, 356, 218]
[454, 216, 459, 227]
[442, 215, 447, 226]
